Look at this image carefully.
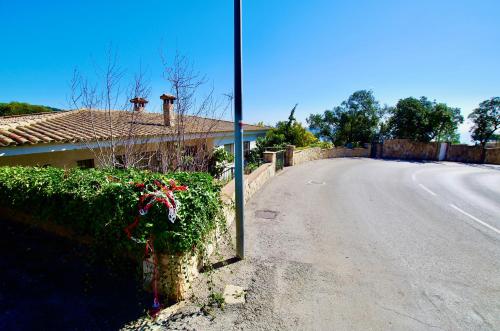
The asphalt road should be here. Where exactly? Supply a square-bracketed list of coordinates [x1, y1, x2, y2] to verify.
[154, 158, 500, 330]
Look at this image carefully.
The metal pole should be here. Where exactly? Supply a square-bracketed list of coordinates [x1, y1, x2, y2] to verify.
[234, 0, 244, 259]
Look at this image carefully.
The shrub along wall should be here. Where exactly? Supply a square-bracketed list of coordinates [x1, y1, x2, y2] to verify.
[0, 166, 227, 301]
[0, 166, 224, 256]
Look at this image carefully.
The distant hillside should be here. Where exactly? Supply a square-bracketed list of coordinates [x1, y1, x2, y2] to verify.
[0, 102, 63, 116]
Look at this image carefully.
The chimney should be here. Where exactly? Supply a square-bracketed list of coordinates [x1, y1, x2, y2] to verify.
[160, 94, 176, 126]
[130, 97, 148, 112]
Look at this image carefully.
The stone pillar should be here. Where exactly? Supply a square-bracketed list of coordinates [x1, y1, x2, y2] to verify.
[263, 151, 276, 177]
[285, 145, 295, 166]
[263, 151, 276, 165]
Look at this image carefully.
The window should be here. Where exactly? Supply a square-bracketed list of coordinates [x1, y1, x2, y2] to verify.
[185, 145, 198, 156]
[224, 143, 234, 155]
[77, 159, 95, 169]
[115, 155, 125, 168]
[244, 141, 251, 157]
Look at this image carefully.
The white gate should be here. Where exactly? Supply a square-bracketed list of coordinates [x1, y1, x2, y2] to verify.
[438, 143, 448, 161]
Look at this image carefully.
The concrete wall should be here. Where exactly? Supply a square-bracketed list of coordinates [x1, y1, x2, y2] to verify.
[382, 139, 439, 161]
[0, 148, 97, 168]
[0, 139, 213, 169]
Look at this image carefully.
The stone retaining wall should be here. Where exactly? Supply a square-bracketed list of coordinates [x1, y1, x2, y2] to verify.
[221, 151, 277, 206]
[376, 140, 500, 165]
[290, 146, 371, 166]
[446, 144, 483, 163]
[382, 139, 439, 161]
[484, 148, 500, 164]
[169, 153, 279, 301]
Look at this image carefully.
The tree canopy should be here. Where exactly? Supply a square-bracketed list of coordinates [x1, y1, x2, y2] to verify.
[386, 97, 463, 143]
[307, 90, 382, 146]
[0, 102, 62, 116]
[468, 97, 500, 147]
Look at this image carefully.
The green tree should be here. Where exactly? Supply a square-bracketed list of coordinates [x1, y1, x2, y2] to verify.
[468, 97, 500, 147]
[387, 97, 463, 142]
[0, 101, 62, 116]
[264, 104, 317, 148]
[387, 97, 429, 141]
[427, 102, 463, 142]
[307, 90, 381, 146]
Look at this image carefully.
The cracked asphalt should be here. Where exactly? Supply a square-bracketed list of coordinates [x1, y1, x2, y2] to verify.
[154, 158, 500, 330]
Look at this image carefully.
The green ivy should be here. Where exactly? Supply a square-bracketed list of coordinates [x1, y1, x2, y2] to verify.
[0, 166, 224, 256]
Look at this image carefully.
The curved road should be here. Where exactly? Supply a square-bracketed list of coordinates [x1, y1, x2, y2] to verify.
[166, 158, 500, 330]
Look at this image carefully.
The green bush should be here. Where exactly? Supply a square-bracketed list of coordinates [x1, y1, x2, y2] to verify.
[0, 166, 224, 255]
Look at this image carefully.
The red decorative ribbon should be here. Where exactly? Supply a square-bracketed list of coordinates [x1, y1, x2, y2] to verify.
[145, 236, 161, 317]
[123, 179, 188, 317]
[124, 179, 188, 240]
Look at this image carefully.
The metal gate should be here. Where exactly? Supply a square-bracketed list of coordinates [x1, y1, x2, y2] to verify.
[275, 150, 285, 171]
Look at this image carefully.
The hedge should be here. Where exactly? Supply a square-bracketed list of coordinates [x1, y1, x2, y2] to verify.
[0, 166, 224, 255]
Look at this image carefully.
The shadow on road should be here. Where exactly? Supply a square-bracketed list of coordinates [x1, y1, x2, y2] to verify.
[461, 163, 500, 171]
[0, 219, 149, 330]
[374, 158, 440, 164]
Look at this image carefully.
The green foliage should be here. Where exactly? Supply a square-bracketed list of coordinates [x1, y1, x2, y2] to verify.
[307, 90, 382, 146]
[0, 101, 62, 116]
[263, 104, 318, 148]
[0, 166, 224, 255]
[244, 162, 260, 174]
[308, 141, 334, 149]
[208, 148, 234, 178]
[208, 291, 225, 309]
[468, 97, 500, 147]
[386, 97, 463, 142]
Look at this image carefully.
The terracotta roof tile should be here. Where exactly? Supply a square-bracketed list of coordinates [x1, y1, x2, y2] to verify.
[0, 109, 269, 147]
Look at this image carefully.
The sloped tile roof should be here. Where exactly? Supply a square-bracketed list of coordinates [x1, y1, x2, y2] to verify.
[0, 110, 268, 147]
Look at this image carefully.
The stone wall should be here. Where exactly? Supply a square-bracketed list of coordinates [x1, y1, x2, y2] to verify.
[168, 155, 279, 301]
[373, 140, 500, 165]
[446, 144, 483, 163]
[291, 146, 371, 166]
[221, 152, 276, 207]
[326, 147, 372, 158]
[292, 147, 326, 166]
[485, 148, 500, 164]
[382, 139, 439, 161]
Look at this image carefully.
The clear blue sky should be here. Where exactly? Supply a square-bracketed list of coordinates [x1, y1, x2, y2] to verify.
[1, 0, 499, 142]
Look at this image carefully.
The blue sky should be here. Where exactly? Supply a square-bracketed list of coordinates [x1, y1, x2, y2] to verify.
[1, 0, 499, 143]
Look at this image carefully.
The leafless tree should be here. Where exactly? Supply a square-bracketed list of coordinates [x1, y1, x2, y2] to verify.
[156, 51, 231, 173]
[69, 48, 155, 169]
[69, 48, 231, 174]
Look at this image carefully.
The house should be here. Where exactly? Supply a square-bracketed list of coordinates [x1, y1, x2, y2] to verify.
[0, 94, 269, 170]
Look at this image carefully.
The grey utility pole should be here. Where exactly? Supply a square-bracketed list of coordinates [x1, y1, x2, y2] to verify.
[234, 0, 244, 259]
